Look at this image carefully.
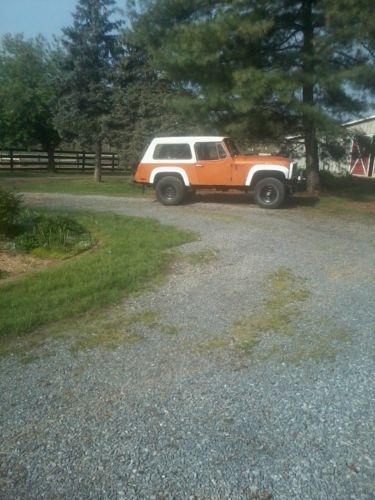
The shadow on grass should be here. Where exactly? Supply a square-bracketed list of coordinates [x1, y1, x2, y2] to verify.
[320, 173, 375, 202]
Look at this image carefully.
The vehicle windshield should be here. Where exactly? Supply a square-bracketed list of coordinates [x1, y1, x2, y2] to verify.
[224, 138, 241, 157]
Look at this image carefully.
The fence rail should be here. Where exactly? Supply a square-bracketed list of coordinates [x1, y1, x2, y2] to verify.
[0, 149, 120, 171]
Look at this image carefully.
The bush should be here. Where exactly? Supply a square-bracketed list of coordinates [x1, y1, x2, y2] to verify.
[15, 212, 94, 256]
[0, 189, 22, 236]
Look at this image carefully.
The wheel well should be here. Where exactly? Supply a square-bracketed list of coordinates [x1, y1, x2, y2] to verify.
[153, 172, 185, 186]
[250, 171, 286, 189]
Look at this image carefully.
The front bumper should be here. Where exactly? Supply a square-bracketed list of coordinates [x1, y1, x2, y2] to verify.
[289, 171, 307, 192]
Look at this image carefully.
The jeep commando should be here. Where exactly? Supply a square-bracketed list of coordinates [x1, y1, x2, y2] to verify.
[134, 136, 301, 209]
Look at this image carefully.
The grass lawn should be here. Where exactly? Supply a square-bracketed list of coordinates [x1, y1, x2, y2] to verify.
[0, 171, 150, 197]
[292, 174, 375, 219]
[0, 210, 195, 338]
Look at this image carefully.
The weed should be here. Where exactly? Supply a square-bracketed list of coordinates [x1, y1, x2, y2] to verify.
[71, 331, 144, 352]
[0, 188, 22, 236]
[0, 269, 10, 280]
[198, 336, 230, 350]
[184, 249, 218, 265]
[198, 267, 350, 362]
[285, 325, 351, 364]
[69, 309, 161, 352]
[160, 324, 179, 336]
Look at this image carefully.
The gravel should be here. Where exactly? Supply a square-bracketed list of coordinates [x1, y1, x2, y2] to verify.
[1, 193, 374, 499]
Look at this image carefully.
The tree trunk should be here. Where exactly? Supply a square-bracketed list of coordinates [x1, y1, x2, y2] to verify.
[47, 148, 55, 172]
[302, 0, 320, 193]
[94, 140, 102, 182]
[303, 112, 320, 193]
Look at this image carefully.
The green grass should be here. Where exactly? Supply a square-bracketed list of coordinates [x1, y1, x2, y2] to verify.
[320, 171, 375, 201]
[0, 172, 150, 197]
[293, 173, 375, 219]
[0, 210, 195, 337]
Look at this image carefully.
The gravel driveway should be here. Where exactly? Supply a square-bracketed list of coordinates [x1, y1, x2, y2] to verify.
[1, 193, 374, 499]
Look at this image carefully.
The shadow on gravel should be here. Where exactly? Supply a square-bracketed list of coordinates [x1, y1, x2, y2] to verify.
[186, 191, 251, 205]
[182, 191, 321, 209]
[286, 195, 320, 209]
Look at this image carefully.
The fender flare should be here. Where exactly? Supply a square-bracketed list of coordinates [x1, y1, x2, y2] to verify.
[245, 164, 289, 187]
[149, 167, 190, 187]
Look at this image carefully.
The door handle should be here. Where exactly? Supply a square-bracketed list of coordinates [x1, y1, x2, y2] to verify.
[196, 163, 204, 167]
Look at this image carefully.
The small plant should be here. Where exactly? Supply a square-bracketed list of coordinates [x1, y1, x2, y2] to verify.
[0, 188, 22, 236]
[0, 269, 10, 280]
[15, 212, 94, 257]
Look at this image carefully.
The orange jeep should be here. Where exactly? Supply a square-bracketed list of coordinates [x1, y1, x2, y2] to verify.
[134, 136, 302, 209]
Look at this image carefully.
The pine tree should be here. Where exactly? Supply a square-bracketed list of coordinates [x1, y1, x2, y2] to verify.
[55, 0, 122, 181]
[131, 0, 374, 192]
[111, 36, 202, 167]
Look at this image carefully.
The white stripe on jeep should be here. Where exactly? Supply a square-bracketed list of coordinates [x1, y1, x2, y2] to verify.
[150, 167, 190, 186]
[245, 164, 289, 186]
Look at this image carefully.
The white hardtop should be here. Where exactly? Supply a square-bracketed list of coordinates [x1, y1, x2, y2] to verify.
[142, 136, 228, 163]
[151, 136, 226, 144]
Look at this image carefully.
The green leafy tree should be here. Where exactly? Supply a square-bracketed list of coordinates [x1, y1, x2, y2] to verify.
[55, 0, 122, 181]
[130, 0, 374, 192]
[0, 34, 61, 170]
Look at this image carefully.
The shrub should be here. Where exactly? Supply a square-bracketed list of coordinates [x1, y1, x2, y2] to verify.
[15, 212, 94, 256]
[0, 189, 22, 236]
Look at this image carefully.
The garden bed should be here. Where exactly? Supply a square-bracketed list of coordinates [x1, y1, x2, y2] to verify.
[0, 250, 55, 279]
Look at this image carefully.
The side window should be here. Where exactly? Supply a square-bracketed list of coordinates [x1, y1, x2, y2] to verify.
[217, 143, 227, 159]
[153, 143, 192, 160]
[195, 142, 227, 161]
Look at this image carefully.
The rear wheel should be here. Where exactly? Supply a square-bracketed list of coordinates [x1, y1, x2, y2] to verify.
[155, 176, 186, 205]
[254, 177, 286, 209]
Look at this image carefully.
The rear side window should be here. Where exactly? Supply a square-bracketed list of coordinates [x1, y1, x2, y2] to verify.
[195, 142, 227, 161]
[153, 143, 192, 160]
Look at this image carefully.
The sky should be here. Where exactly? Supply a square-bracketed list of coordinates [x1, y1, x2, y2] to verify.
[0, 0, 125, 41]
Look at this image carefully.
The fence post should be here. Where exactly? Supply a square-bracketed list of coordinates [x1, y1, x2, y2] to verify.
[82, 151, 85, 172]
[10, 149, 14, 171]
[111, 153, 115, 171]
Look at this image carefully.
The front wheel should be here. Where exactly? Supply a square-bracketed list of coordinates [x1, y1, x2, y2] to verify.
[254, 177, 286, 209]
[155, 176, 186, 205]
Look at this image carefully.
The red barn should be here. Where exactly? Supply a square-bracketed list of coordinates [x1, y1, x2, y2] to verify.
[344, 116, 375, 178]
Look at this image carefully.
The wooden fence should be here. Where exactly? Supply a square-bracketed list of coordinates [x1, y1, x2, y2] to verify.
[0, 149, 120, 171]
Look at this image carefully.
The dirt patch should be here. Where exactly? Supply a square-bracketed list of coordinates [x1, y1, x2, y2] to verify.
[0, 251, 55, 279]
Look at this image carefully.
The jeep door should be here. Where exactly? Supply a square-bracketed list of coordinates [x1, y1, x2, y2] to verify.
[194, 141, 232, 185]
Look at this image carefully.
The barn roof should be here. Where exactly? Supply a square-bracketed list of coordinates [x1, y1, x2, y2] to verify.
[343, 115, 375, 127]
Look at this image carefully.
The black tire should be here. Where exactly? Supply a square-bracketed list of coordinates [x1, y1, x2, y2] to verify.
[155, 176, 186, 205]
[254, 177, 286, 209]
